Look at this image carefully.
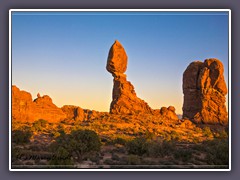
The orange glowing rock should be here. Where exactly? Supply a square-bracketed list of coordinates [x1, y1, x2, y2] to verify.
[182, 58, 228, 125]
[106, 40, 152, 114]
[12, 85, 66, 123]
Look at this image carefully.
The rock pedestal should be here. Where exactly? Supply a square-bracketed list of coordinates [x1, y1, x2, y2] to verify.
[106, 40, 152, 114]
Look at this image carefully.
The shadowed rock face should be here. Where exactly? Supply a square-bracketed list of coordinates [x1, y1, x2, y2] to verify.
[182, 58, 228, 125]
[12, 85, 66, 123]
[106, 40, 152, 114]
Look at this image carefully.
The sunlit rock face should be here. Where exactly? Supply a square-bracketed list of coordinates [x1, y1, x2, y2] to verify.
[61, 105, 103, 121]
[12, 85, 66, 123]
[61, 105, 85, 121]
[106, 40, 152, 114]
[106, 40, 128, 75]
[159, 106, 178, 121]
[182, 58, 228, 125]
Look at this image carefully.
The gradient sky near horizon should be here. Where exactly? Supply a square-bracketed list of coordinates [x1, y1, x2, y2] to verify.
[11, 11, 229, 114]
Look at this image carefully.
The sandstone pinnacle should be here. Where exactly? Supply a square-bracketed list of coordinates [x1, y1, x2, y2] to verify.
[182, 58, 228, 125]
[106, 40, 152, 114]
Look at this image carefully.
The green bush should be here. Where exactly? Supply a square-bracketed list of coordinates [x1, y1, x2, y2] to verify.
[204, 139, 229, 165]
[203, 126, 212, 137]
[147, 140, 176, 157]
[145, 130, 155, 140]
[218, 130, 228, 139]
[50, 129, 101, 162]
[193, 139, 229, 165]
[49, 146, 73, 166]
[111, 137, 127, 145]
[173, 148, 193, 162]
[12, 130, 32, 144]
[170, 131, 180, 141]
[127, 137, 148, 156]
[32, 119, 48, 132]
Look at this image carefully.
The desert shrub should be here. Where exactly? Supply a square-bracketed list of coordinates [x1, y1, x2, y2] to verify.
[145, 130, 155, 140]
[218, 130, 228, 139]
[48, 146, 73, 166]
[170, 131, 180, 141]
[18, 125, 31, 132]
[127, 137, 148, 156]
[32, 119, 48, 132]
[147, 140, 176, 157]
[51, 131, 61, 138]
[192, 137, 200, 143]
[194, 126, 202, 133]
[50, 129, 101, 162]
[111, 137, 128, 145]
[204, 139, 229, 165]
[193, 139, 229, 165]
[111, 153, 120, 161]
[127, 155, 141, 165]
[89, 154, 101, 164]
[12, 130, 32, 144]
[173, 148, 193, 162]
[12, 147, 23, 161]
[163, 133, 172, 141]
[203, 126, 212, 137]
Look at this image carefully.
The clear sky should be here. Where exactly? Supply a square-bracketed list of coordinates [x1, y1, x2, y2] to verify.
[11, 11, 229, 114]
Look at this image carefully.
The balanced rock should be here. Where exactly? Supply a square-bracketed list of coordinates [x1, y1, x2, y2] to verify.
[106, 40, 128, 75]
[12, 85, 66, 123]
[106, 40, 152, 114]
[182, 58, 228, 125]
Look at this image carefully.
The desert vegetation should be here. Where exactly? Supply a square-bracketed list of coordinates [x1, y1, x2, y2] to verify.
[11, 115, 229, 169]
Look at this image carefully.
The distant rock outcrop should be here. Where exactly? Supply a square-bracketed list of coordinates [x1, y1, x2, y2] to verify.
[152, 106, 178, 120]
[61, 105, 104, 121]
[12, 85, 34, 122]
[182, 58, 228, 125]
[106, 40, 152, 114]
[61, 105, 85, 121]
[12, 85, 66, 123]
[160, 106, 178, 120]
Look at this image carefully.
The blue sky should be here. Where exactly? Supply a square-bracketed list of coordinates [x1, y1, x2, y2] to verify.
[11, 11, 229, 114]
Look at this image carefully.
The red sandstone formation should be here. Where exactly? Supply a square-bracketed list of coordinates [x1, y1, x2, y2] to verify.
[61, 105, 85, 121]
[61, 105, 101, 121]
[106, 40, 152, 114]
[12, 85, 66, 123]
[160, 106, 178, 120]
[182, 58, 228, 125]
[12, 85, 34, 122]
